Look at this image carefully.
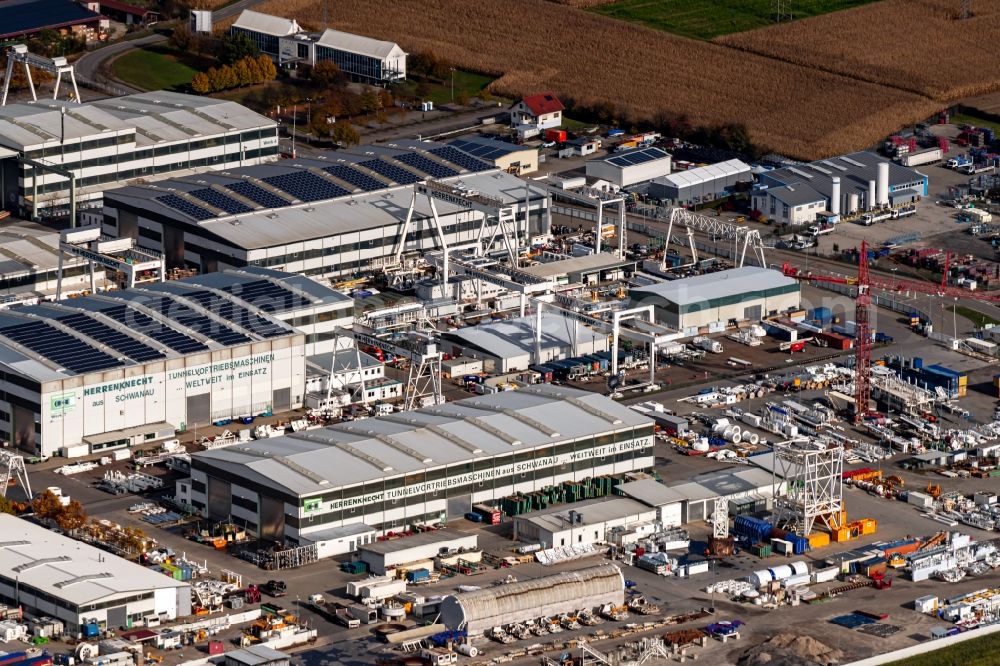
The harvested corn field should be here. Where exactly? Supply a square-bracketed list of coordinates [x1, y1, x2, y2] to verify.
[717, 0, 1000, 101]
[253, 0, 938, 159]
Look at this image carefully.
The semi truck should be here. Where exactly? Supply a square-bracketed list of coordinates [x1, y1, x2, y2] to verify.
[900, 148, 942, 167]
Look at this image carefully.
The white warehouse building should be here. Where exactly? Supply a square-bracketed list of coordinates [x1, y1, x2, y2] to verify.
[440, 312, 609, 374]
[0, 267, 348, 457]
[100, 141, 550, 278]
[0, 91, 278, 217]
[188, 385, 655, 543]
[0, 514, 191, 634]
[513, 497, 657, 549]
[753, 151, 928, 226]
[585, 147, 672, 188]
[629, 267, 800, 332]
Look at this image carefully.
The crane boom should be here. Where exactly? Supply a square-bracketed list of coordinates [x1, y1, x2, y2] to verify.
[781, 241, 1000, 424]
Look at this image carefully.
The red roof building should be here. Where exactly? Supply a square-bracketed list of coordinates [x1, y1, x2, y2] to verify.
[510, 92, 564, 134]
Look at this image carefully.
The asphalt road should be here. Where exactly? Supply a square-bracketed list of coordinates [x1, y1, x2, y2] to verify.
[74, 0, 263, 94]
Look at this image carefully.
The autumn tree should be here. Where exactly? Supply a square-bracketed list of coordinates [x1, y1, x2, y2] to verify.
[191, 72, 211, 94]
[311, 60, 344, 89]
[234, 59, 253, 87]
[256, 55, 277, 82]
[168, 25, 192, 52]
[32, 489, 63, 520]
[206, 67, 225, 91]
[331, 121, 360, 146]
[57, 499, 87, 531]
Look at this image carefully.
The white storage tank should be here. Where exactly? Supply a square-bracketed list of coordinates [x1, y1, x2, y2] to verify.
[749, 569, 774, 588]
[783, 573, 811, 588]
[790, 561, 809, 576]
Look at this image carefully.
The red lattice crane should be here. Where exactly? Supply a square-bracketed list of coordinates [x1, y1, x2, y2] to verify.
[781, 240, 1000, 424]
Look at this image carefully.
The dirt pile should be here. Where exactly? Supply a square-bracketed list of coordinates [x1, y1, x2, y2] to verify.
[738, 633, 845, 666]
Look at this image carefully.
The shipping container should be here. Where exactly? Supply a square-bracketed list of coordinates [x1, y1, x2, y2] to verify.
[545, 129, 567, 143]
[472, 504, 502, 525]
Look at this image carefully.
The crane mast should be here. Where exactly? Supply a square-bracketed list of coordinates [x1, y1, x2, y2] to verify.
[853, 240, 872, 424]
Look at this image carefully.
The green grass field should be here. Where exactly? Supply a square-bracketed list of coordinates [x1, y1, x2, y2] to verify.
[112, 46, 209, 91]
[885, 633, 1000, 666]
[951, 306, 1000, 329]
[591, 0, 878, 40]
[951, 113, 1000, 134]
[427, 69, 493, 105]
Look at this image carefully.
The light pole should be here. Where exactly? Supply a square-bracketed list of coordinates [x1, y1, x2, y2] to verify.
[450, 67, 455, 102]
[306, 98, 312, 129]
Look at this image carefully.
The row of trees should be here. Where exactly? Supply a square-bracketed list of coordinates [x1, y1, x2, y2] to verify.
[561, 96, 766, 160]
[190, 55, 277, 94]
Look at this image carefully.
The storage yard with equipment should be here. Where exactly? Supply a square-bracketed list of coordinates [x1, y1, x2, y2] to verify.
[3, 6, 1000, 666]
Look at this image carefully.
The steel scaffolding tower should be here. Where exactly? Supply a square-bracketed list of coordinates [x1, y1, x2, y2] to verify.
[712, 497, 729, 540]
[854, 240, 873, 423]
[0, 450, 32, 499]
[771, 440, 844, 536]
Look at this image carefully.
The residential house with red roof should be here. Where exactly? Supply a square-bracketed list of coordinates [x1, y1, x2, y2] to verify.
[510, 92, 564, 136]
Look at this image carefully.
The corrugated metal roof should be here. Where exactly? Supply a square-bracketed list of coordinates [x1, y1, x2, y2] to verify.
[103, 169, 541, 251]
[0, 514, 186, 608]
[595, 147, 671, 168]
[616, 478, 687, 506]
[629, 267, 798, 307]
[0, 0, 102, 39]
[231, 9, 300, 36]
[520, 254, 634, 279]
[316, 28, 403, 60]
[440, 564, 623, 633]
[0, 267, 320, 381]
[0, 91, 273, 150]
[192, 385, 651, 496]
[517, 497, 655, 532]
[441, 312, 605, 361]
[654, 159, 751, 188]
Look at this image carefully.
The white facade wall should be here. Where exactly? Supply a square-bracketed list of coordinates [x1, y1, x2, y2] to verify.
[34, 336, 306, 456]
[21, 131, 278, 209]
[586, 156, 671, 188]
[193, 430, 655, 541]
[677, 291, 800, 330]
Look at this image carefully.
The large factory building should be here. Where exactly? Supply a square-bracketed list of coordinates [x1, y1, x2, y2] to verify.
[0, 91, 278, 216]
[0, 268, 346, 457]
[0, 514, 190, 634]
[188, 386, 654, 543]
[630, 267, 800, 332]
[100, 140, 550, 278]
[753, 151, 928, 226]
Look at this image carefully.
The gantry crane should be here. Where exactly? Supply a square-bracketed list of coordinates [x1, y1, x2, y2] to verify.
[782, 240, 1000, 423]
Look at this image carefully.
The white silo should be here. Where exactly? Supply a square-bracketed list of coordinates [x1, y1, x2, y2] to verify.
[849, 193, 859, 213]
[876, 162, 890, 207]
[867, 180, 876, 210]
[830, 177, 841, 215]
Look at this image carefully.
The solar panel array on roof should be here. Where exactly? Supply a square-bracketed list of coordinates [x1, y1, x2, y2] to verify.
[428, 145, 492, 172]
[393, 152, 458, 178]
[98, 304, 208, 354]
[0, 320, 123, 373]
[360, 159, 421, 185]
[189, 188, 253, 215]
[321, 164, 386, 192]
[179, 290, 287, 338]
[447, 138, 511, 161]
[142, 296, 252, 346]
[606, 148, 670, 168]
[262, 172, 349, 202]
[219, 280, 311, 312]
[55, 312, 165, 362]
[224, 181, 290, 209]
[156, 194, 215, 221]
